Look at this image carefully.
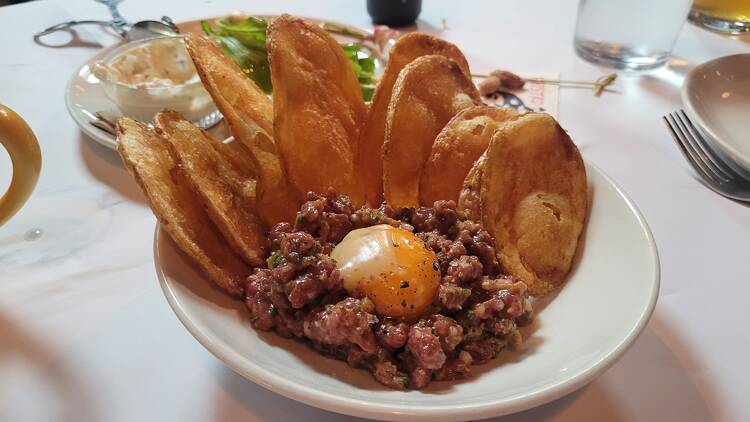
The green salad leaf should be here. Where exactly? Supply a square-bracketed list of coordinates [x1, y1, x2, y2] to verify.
[201, 16, 377, 100]
[341, 43, 377, 101]
[201, 19, 272, 93]
[215, 16, 267, 49]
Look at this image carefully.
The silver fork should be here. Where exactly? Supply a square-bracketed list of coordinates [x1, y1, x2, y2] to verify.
[663, 110, 750, 202]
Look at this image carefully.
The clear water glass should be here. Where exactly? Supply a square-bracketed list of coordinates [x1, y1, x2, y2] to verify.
[574, 0, 693, 71]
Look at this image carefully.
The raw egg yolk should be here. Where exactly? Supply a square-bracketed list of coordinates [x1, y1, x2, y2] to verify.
[331, 225, 440, 319]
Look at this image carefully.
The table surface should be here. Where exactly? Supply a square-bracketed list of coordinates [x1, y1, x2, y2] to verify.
[1, 0, 749, 421]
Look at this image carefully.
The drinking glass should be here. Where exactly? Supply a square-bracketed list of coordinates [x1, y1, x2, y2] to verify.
[689, 0, 750, 34]
[574, 0, 693, 71]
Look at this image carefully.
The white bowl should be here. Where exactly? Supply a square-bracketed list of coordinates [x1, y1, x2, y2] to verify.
[682, 53, 750, 174]
[93, 35, 217, 123]
[153, 162, 659, 421]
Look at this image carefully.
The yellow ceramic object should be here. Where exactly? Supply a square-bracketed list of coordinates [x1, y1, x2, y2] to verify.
[0, 104, 41, 226]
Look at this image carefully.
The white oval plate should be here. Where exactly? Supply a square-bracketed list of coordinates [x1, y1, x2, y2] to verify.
[65, 44, 233, 150]
[65, 45, 121, 149]
[682, 53, 750, 173]
[153, 162, 659, 421]
[64, 16, 385, 150]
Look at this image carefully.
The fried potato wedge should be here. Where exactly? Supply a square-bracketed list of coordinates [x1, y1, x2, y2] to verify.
[382, 55, 480, 208]
[480, 113, 587, 296]
[222, 137, 258, 184]
[458, 151, 487, 221]
[185, 33, 296, 225]
[267, 14, 366, 204]
[358, 32, 472, 205]
[155, 111, 266, 266]
[116, 118, 247, 297]
[420, 106, 518, 206]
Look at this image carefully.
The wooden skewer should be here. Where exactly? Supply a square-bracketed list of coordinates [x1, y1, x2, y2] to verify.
[473, 72, 617, 97]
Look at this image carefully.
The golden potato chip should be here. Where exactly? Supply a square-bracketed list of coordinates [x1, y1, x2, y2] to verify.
[155, 111, 266, 266]
[358, 32, 472, 205]
[222, 138, 258, 186]
[480, 113, 587, 296]
[267, 14, 366, 204]
[185, 33, 296, 226]
[382, 55, 480, 208]
[116, 118, 247, 297]
[457, 151, 487, 221]
[420, 106, 518, 206]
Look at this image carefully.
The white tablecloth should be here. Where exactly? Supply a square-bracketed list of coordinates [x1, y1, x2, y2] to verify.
[1, 0, 749, 420]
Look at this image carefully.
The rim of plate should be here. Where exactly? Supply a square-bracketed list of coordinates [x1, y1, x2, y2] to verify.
[681, 53, 750, 171]
[152, 160, 660, 421]
[64, 45, 119, 149]
[64, 15, 381, 151]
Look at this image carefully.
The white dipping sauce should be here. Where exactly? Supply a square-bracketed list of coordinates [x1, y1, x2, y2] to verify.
[93, 36, 215, 122]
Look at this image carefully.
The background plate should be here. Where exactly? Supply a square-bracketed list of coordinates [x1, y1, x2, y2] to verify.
[682, 53, 750, 174]
[64, 15, 384, 150]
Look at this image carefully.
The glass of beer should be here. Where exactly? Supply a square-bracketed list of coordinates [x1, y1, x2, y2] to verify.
[690, 0, 750, 34]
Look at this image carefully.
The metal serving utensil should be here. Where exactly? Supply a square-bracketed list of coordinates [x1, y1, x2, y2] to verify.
[663, 109, 750, 202]
[35, 0, 178, 41]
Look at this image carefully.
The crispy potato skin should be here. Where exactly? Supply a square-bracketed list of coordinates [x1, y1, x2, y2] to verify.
[116, 16, 589, 302]
[458, 151, 487, 221]
[221, 136, 258, 183]
[116, 118, 247, 297]
[382, 55, 480, 208]
[480, 113, 588, 296]
[420, 106, 518, 205]
[155, 111, 266, 266]
[358, 33, 471, 206]
[267, 14, 366, 205]
[185, 34, 296, 225]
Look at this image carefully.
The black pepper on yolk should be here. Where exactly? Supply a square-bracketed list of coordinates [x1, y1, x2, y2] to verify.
[331, 225, 440, 319]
